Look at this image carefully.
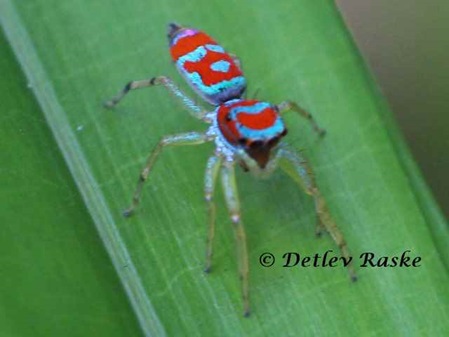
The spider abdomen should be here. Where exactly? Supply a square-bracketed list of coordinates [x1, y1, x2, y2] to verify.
[168, 23, 246, 105]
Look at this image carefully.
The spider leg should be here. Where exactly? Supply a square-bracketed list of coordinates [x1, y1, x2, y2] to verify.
[221, 159, 251, 317]
[278, 146, 357, 281]
[104, 76, 206, 120]
[123, 132, 211, 217]
[204, 155, 223, 273]
[277, 101, 326, 136]
[229, 53, 242, 71]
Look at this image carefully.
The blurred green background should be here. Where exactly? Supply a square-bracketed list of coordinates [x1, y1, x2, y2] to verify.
[337, 0, 449, 217]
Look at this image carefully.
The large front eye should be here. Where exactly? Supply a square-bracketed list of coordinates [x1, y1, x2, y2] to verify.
[238, 138, 248, 146]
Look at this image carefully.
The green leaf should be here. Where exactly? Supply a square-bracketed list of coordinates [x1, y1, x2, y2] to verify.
[0, 26, 142, 337]
[2, 0, 448, 336]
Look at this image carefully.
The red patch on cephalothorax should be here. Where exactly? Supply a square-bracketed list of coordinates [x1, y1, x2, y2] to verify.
[217, 100, 276, 144]
[170, 31, 214, 61]
[183, 51, 242, 86]
[217, 103, 241, 145]
[217, 100, 286, 168]
[217, 100, 284, 143]
[237, 106, 277, 130]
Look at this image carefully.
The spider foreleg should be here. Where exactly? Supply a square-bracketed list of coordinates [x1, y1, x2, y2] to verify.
[277, 100, 326, 136]
[123, 132, 210, 217]
[315, 217, 326, 237]
[104, 76, 206, 119]
[229, 53, 242, 71]
[221, 160, 250, 317]
[204, 155, 223, 273]
[279, 146, 357, 281]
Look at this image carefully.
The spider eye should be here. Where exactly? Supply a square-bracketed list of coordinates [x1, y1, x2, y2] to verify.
[238, 137, 248, 145]
[248, 140, 263, 148]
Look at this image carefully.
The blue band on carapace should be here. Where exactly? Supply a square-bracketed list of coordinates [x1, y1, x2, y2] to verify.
[238, 118, 285, 140]
[228, 102, 271, 118]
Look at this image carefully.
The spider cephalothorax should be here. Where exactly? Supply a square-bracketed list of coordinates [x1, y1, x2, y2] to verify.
[216, 99, 287, 169]
[105, 23, 355, 317]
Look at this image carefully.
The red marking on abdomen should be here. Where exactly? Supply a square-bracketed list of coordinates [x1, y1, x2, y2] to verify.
[183, 51, 242, 86]
[217, 104, 241, 145]
[170, 32, 214, 61]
